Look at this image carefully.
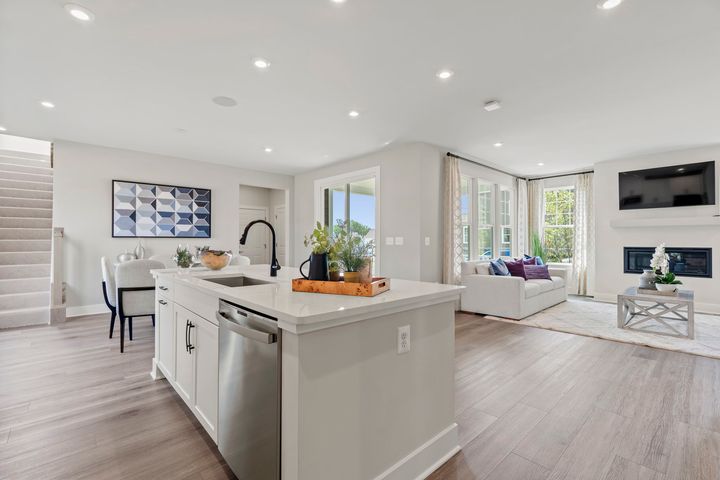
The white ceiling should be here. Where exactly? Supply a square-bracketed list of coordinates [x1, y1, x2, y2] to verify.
[1, 0, 719, 175]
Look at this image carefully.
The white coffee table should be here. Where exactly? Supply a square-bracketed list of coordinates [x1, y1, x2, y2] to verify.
[617, 287, 694, 339]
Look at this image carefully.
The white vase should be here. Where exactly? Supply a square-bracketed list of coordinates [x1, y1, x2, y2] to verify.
[656, 284, 678, 293]
[134, 240, 145, 259]
[639, 269, 655, 289]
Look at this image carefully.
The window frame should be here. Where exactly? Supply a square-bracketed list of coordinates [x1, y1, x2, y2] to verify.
[542, 186, 576, 265]
[498, 186, 513, 257]
[460, 174, 515, 261]
[314, 166, 381, 270]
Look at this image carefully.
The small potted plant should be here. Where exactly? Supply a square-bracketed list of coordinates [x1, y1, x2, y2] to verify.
[655, 272, 682, 293]
[301, 222, 331, 281]
[337, 231, 375, 283]
[173, 244, 194, 273]
[328, 260, 341, 282]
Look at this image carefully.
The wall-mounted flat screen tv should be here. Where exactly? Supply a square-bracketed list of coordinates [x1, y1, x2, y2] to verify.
[619, 161, 716, 210]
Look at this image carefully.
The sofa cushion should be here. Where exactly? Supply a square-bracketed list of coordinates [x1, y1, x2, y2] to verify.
[505, 259, 527, 280]
[460, 262, 477, 277]
[521, 256, 537, 265]
[490, 258, 510, 276]
[524, 254, 544, 265]
[551, 275, 566, 289]
[526, 279, 555, 295]
[476, 262, 493, 275]
[525, 264, 551, 280]
[524, 281, 543, 299]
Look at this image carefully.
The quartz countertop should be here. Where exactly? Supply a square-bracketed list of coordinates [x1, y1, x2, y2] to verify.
[152, 264, 463, 333]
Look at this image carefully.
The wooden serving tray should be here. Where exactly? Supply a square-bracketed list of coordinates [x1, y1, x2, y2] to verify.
[291, 277, 390, 297]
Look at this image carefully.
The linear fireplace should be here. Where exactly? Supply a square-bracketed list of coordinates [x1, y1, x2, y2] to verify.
[624, 247, 712, 278]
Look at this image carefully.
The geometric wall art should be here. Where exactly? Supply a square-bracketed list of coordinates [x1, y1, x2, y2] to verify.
[112, 180, 211, 238]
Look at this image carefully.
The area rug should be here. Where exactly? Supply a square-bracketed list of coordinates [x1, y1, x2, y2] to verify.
[483, 298, 720, 360]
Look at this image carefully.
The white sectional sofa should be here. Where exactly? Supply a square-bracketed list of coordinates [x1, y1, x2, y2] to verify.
[460, 260, 568, 320]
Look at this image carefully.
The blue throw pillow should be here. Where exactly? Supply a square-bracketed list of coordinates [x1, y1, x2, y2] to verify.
[490, 258, 510, 276]
[524, 254, 544, 266]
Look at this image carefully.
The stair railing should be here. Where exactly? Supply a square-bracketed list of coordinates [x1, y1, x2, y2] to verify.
[50, 227, 66, 324]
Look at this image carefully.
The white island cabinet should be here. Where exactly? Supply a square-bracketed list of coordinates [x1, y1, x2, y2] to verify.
[151, 265, 463, 480]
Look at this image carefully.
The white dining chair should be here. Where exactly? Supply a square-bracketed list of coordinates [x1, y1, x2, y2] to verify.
[115, 259, 164, 353]
[230, 255, 251, 266]
[100, 256, 117, 338]
[148, 254, 175, 268]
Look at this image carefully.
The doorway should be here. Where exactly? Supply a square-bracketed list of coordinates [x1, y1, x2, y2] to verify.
[238, 185, 289, 266]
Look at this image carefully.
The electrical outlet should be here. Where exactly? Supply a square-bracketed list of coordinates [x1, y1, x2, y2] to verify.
[385, 237, 395, 246]
[395, 236, 404, 246]
[397, 325, 410, 354]
[424, 236, 431, 246]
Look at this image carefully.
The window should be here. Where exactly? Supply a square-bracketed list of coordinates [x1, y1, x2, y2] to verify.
[460, 176, 471, 261]
[543, 187, 575, 263]
[499, 187, 512, 257]
[477, 182, 494, 259]
[460, 174, 514, 261]
[316, 168, 379, 268]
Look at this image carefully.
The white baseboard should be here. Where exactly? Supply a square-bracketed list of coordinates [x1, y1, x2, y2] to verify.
[593, 293, 720, 315]
[373, 423, 459, 480]
[66, 303, 109, 318]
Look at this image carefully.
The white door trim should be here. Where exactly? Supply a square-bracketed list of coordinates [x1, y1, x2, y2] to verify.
[238, 206, 270, 264]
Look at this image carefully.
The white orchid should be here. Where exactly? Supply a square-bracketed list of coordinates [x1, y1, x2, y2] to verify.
[650, 243, 670, 275]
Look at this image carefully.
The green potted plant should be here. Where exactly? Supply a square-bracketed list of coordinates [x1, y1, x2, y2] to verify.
[655, 271, 682, 293]
[173, 245, 193, 272]
[301, 222, 331, 281]
[336, 230, 375, 283]
[328, 260, 341, 282]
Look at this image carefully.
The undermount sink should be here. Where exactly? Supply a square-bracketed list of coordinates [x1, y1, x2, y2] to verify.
[203, 276, 271, 288]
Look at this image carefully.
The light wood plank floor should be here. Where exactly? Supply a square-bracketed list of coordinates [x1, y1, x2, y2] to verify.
[2, 313, 720, 479]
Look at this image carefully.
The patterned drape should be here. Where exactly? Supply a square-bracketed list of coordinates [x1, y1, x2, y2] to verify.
[573, 173, 595, 296]
[442, 155, 463, 285]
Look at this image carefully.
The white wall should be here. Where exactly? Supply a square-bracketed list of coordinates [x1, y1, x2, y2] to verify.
[53, 141, 293, 316]
[0, 133, 51, 156]
[293, 143, 445, 282]
[594, 145, 720, 313]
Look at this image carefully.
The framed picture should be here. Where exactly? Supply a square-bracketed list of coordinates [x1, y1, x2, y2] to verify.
[112, 180, 211, 238]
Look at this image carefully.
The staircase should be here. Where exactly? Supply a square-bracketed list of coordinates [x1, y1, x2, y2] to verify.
[0, 149, 53, 328]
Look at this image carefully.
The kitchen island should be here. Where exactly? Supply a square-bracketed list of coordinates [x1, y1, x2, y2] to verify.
[151, 264, 462, 480]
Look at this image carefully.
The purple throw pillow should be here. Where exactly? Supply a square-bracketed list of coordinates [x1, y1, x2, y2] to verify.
[505, 260, 527, 280]
[525, 265, 552, 280]
[521, 256, 537, 265]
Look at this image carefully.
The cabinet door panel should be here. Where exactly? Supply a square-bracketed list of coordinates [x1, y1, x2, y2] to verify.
[194, 315, 219, 441]
[174, 306, 195, 406]
[156, 296, 175, 379]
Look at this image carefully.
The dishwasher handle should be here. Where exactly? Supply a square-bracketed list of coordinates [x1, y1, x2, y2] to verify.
[216, 311, 278, 344]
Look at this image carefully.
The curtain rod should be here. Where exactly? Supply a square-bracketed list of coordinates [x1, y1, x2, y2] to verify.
[446, 152, 524, 180]
[528, 170, 594, 181]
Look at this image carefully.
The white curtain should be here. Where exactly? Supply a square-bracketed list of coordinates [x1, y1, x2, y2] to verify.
[527, 179, 545, 252]
[516, 178, 528, 255]
[442, 155, 463, 284]
[572, 173, 595, 296]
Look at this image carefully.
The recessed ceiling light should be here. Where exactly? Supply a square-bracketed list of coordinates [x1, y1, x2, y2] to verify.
[436, 69, 454, 80]
[348, 110, 360, 118]
[537, 162, 545, 166]
[493, 142, 504, 148]
[484, 100, 502, 112]
[40, 101, 55, 109]
[253, 58, 271, 70]
[0, 126, 6, 132]
[264, 147, 273, 153]
[174, 128, 187, 134]
[212, 96, 238, 107]
[597, 0, 623, 10]
[64, 3, 94, 22]
[331, 0, 347, 4]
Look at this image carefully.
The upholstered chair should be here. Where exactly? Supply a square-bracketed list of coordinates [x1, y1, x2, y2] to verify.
[148, 254, 175, 268]
[115, 259, 164, 352]
[230, 255, 251, 266]
[100, 256, 117, 338]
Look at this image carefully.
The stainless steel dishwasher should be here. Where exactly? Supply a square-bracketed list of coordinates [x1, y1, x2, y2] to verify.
[217, 299, 280, 480]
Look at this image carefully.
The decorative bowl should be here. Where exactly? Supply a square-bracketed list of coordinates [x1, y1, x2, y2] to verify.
[199, 250, 232, 270]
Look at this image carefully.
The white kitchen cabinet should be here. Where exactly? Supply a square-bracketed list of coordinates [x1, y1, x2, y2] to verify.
[156, 294, 175, 380]
[193, 312, 219, 439]
[174, 305, 195, 406]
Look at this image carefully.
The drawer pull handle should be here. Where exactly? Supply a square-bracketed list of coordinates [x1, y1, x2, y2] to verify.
[158, 299, 167, 305]
[159, 286, 169, 291]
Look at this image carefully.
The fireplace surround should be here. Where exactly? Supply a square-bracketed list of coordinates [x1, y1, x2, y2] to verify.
[624, 247, 712, 278]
